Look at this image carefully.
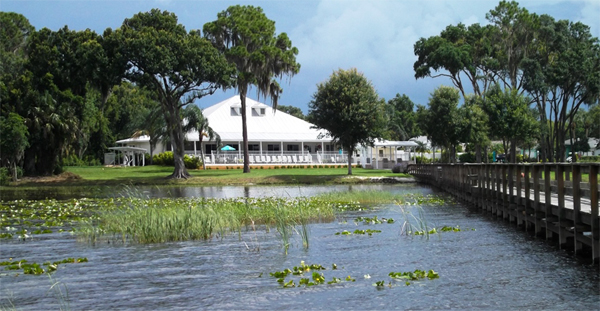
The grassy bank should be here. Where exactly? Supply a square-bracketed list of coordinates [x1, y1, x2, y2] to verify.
[7, 165, 410, 187]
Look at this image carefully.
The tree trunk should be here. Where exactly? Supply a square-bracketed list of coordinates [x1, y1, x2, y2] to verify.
[347, 146, 353, 175]
[240, 91, 250, 173]
[475, 145, 482, 163]
[510, 139, 517, 163]
[166, 102, 190, 179]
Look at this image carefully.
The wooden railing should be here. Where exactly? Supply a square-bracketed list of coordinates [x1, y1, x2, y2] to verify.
[408, 163, 599, 262]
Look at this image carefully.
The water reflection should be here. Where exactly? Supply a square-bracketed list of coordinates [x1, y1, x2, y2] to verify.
[1, 183, 424, 201]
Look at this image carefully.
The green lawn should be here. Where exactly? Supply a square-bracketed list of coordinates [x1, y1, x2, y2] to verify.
[17, 165, 408, 186]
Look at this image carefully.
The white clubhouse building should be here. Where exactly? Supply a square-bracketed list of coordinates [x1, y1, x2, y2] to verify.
[114, 96, 416, 168]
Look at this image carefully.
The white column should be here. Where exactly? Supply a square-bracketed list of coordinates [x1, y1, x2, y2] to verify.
[260, 142, 263, 156]
[301, 142, 304, 155]
[238, 141, 241, 159]
[280, 141, 283, 156]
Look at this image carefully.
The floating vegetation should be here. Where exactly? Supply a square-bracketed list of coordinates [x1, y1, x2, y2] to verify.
[414, 225, 475, 236]
[389, 269, 439, 285]
[396, 193, 455, 206]
[354, 216, 394, 225]
[335, 229, 382, 236]
[1, 257, 88, 276]
[270, 261, 355, 288]
[0, 199, 96, 240]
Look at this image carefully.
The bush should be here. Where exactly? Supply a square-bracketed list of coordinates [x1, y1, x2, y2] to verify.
[0, 167, 9, 186]
[413, 156, 432, 164]
[458, 152, 476, 163]
[580, 155, 600, 163]
[184, 156, 202, 170]
[516, 154, 524, 163]
[152, 151, 202, 169]
[62, 154, 101, 166]
[153, 151, 174, 166]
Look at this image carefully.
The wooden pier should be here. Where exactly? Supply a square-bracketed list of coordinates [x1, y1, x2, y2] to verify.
[408, 163, 599, 263]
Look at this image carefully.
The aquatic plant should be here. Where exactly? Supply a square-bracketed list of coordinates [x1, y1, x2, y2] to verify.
[1, 258, 88, 276]
[388, 269, 439, 284]
[335, 229, 381, 236]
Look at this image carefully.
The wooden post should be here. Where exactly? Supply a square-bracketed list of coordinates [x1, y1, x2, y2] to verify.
[589, 164, 598, 261]
[523, 165, 530, 231]
[502, 165, 508, 220]
[556, 165, 566, 248]
[544, 164, 552, 240]
[532, 165, 542, 236]
[572, 164, 581, 254]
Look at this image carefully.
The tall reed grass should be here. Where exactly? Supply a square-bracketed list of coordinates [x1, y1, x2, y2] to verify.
[77, 197, 335, 245]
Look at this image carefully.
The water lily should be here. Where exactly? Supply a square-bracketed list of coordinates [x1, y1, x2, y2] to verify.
[364, 274, 371, 279]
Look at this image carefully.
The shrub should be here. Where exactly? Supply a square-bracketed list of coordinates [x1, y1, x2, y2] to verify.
[152, 152, 202, 169]
[516, 154, 524, 163]
[580, 155, 600, 163]
[62, 154, 101, 166]
[413, 156, 432, 164]
[458, 153, 476, 163]
[0, 167, 9, 186]
[153, 151, 174, 166]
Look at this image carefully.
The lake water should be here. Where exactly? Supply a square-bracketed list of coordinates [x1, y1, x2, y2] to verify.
[1, 184, 598, 310]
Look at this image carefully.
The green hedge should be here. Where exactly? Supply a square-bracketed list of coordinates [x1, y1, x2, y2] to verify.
[579, 155, 600, 163]
[152, 151, 203, 169]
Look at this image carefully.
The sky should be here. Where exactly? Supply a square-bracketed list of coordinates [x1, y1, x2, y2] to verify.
[2, 0, 599, 113]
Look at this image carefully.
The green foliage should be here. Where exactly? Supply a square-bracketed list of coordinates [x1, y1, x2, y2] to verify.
[277, 105, 305, 120]
[308, 68, 387, 175]
[458, 153, 476, 163]
[385, 94, 419, 140]
[0, 168, 9, 186]
[419, 86, 462, 163]
[204, 5, 300, 173]
[152, 152, 201, 169]
[579, 156, 600, 163]
[62, 154, 101, 167]
[115, 9, 233, 178]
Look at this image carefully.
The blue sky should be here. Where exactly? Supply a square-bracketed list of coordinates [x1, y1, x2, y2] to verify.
[2, 0, 599, 113]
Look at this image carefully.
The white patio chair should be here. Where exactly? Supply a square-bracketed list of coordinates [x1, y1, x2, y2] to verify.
[249, 155, 254, 163]
[205, 156, 211, 164]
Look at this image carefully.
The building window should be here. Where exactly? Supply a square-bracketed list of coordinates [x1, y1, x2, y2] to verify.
[248, 144, 260, 151]
[184, 141, 195, 151]
[230, 107, 241, 116]
[267, 144, 280, 151]
[260, 108, 266, 115]
[287, 145, 299, 151]
[205, 144, 217, 155]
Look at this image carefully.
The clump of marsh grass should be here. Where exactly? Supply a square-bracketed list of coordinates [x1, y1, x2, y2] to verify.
[398, 204, 433, 240]
[77, 197, 335, 246]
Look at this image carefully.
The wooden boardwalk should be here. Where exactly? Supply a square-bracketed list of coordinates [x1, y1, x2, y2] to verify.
[408, 163, 599, 263]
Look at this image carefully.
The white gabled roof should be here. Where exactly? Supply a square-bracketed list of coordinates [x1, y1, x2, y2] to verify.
[117, 96, 331, 144]
[201, 96, 329, 143]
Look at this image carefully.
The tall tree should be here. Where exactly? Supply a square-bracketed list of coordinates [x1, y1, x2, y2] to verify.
[116, 9, 233, 178]
[0, 113, 29, 181]
[420, 86, 462, 163]
[482, 84, 538, 162]
[414, 22, 496, 98]
[522, 17, 599, 162]
[308, 68, 387, 175]
[385, 93, 419, 141]
[277, 105, 305, 120]
[204, 5, 300, 173]
[458, 95, 490, 162]
[182, 105, 221, 170]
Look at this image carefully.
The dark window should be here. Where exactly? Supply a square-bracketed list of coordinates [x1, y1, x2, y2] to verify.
[205, 144, 217, 154]
[248, 144, 260, 151]
[267, 144, 280, 151]
[184, 141, 195, 151]
[287, 145, 299, 151]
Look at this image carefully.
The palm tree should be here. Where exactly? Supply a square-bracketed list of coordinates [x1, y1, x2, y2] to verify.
[204, 5, 300, 173]
[182, 105, 220, 170]
[130, 101, 166, 165]
[410, 139, 429, 163]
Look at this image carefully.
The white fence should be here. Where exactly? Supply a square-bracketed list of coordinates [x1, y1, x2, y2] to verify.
[204, 151, 358, 165]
